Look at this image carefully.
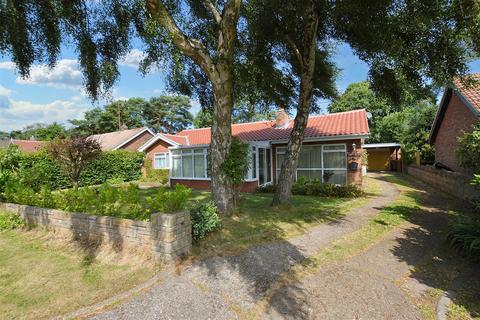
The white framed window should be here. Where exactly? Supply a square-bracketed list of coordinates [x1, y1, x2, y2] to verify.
[171, 148, 208, 179]
[154, 153, 170, 169]
[276, 144, 347, 185]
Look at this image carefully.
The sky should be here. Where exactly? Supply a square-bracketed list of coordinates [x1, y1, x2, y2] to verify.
[0, 43, 479, 132]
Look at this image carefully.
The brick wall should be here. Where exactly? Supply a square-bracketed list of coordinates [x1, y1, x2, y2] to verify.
[170, 179, 258, 193]
[408, 165, 477, 200]
[0, 202, 191, 263]
[434, 93, 478, 173]
[122, 131, 154, 151]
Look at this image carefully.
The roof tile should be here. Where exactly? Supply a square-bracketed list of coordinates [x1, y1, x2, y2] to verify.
[176, 109, 369, 146]
[454, 73, 480, 113]
[89, 127, 151, 150]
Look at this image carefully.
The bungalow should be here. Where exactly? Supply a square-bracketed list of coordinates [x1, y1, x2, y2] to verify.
[429, 73, 480, 173]
[138, 109, 370, 192]
[89, 127, 154, 151]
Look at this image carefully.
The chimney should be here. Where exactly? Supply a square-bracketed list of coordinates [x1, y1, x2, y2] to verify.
[274, 108, 290, 128]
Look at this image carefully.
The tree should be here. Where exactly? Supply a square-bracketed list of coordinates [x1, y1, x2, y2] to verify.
[35, 123, 67, 140]
[104, 98, 146, 130]
[0, 0, 242, 214]
[456, 123, 480, 174]
[245, 0, 480, 204]
[46, 137, 101, 189]
[0, 131, 9, 140]
[144, 95, 193, 133]
[193, 109, 213, 129]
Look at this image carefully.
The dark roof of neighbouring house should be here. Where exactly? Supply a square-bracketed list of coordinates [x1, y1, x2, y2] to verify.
[430, 74, 480, 143]
[170, 109, 370, 147]
[88, 127, 154, 151]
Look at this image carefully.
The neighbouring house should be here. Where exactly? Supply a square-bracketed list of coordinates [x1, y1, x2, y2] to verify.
[429, 73, 480, 173]
[89, 127, 155, 151]
[138, 109, 370, 192]
[363, 143, 402, 172]
[0, 138, 44, 153]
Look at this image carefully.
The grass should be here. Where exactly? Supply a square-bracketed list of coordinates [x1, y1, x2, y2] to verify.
[0, 227, 155, 319]
[191, 176, 380, 258]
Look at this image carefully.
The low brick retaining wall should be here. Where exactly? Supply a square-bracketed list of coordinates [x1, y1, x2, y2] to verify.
[0, 202, 191, 262]
[408, 165, 477, 200]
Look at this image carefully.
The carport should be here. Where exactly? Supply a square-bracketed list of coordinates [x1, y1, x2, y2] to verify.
[363, 143, 402, 172]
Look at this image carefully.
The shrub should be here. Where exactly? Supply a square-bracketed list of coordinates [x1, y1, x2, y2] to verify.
[142, 160, 169, 184]
[447, 217, 480, 260]
[292, 177, 364, 198]
[456, 123, 480, 174]
[256, 184, 276, 193]
[147, 184, 192, 213]
[80, 150, 145, 187]
[0, 211, 25, 231]
[190, 200, 221, 242]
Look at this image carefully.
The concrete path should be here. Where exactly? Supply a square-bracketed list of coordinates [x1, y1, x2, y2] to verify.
[262, 177, 454, 320]
[89, 173, 399, 320]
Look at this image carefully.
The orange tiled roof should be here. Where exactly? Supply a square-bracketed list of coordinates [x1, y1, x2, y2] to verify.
[176, 109, 370, 146]
[11, 139, 44, 152]
[161, 133, 189, 145]
[454, 73, 480, 113]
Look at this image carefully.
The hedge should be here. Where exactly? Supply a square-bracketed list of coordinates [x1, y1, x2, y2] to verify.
[0, 147, 145, 190]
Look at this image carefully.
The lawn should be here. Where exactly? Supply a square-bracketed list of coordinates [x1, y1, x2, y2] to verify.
[0, 227, 155, 319]
[187, 176, 380, 258]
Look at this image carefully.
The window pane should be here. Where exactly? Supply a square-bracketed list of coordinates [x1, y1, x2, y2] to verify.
[324, 145, 346, 151]
[310, 146, 322, 168]
[266, 148, 271, 182]
[252, 151, 257, 179]
[155, 157, 165, 168]
[277, 153, 285, 170]
[172, 156, 181, 177]
[324, 170, 346, 185]
[194, 149, 204, 154]
[182, 155, 193, 177]
[298, 148, 310, 168]
[172, 150, 180, 155]
[297, 170, 322, 181]
[182, 149, 192, 154]
[323, 151, 346, 168]
[194, 155, 205, 178]
[276, 147, 286, 154]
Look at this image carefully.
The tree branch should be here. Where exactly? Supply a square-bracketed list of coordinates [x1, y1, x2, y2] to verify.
[203, 0, 221, 24]
[146, 0, 217, 78]
[284, 34, 304, 71]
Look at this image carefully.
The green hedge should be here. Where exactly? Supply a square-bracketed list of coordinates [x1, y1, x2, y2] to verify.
[142, 159, 169, 184]
[0, 147, 144, 190]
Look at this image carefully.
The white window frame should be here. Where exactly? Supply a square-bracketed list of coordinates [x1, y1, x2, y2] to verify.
[153, 152, 170, 169]
[275, 143, 348, 184]
[171, 148, 209, 180]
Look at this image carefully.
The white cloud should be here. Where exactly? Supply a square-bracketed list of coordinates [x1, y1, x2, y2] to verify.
[0, 93, 89, 131]
[0, 61, 15, 70]
[15, 59, 83, 91]
[119, 49, 145, 69]
[0, 85, 12, 97]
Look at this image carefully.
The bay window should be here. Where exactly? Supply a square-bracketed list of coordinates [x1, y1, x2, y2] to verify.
[276, 144, 347, 184]
[171, 148, 208, 179]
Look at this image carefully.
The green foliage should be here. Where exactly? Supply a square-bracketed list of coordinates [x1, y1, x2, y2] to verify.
[69, 96, 193, 136]
[222, 138, 250, 185]
[9, 123, 67, 141]
[190, 200, 221, 242]
[0, 211, 25, 231]
[80, 151, 145, 187]
[257, 178, 364, 198]
[447, 217, 480, 260]
[146, 184, 192, 213]
[142, 160, 169, 184]
[193, 109, 214, 129]
[456, 123, 480, 174]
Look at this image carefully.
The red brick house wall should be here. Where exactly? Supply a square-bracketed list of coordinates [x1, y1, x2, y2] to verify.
[144, 140, 171, 163]
[121, 131, 154, 151]
[434, 93, 478, 173]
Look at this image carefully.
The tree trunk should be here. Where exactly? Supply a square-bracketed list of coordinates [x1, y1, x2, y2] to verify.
[210, 75, 235, 215]
[272, 9, 318, 206]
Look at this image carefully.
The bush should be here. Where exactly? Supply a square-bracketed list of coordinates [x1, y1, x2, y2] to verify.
[142, 160, 170, 184]
[256, 184, 276, 193]
[447, 217, 480, 260]
[292, 177, 364, 198]
[147, 184, 192, 213]
[0, 211, 25, 231]
[190, 200, 221, 242]
[80, 150, 145, 187]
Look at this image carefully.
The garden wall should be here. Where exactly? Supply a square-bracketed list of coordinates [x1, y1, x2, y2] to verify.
[408, 165, 477, 200]
[0, 202, 191, 262]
